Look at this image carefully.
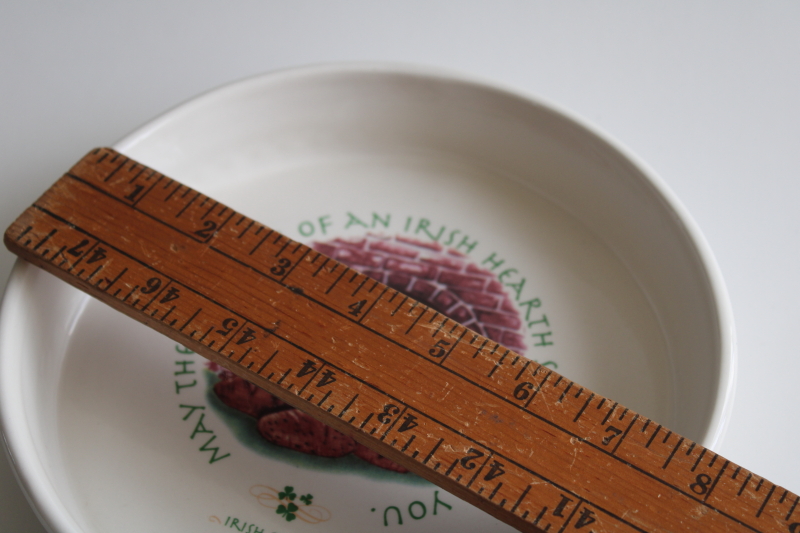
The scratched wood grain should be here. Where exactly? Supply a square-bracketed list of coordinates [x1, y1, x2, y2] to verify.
[4, 148, 797, 533]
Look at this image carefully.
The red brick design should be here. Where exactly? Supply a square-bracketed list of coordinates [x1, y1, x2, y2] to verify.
[313, 235, 527, 354]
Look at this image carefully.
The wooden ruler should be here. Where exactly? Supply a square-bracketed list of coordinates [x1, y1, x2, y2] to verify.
[4, 148, 797, 533]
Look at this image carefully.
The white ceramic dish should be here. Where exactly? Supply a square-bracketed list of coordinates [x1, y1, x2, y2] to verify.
[0, 65, 735, 533]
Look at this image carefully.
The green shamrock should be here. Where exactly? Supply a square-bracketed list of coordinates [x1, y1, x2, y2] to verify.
[276, 502, 299, 522]
[278, 486, 296, 501]
[300, 494, 313, 505]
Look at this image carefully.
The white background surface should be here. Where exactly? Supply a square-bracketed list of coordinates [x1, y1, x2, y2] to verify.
[1, 2, 798, 531]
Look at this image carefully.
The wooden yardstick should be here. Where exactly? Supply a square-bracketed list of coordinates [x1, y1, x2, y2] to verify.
[4, 148, 797, 533]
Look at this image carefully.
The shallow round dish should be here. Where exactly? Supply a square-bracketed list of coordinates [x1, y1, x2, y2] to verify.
[1, 64, 735, 533]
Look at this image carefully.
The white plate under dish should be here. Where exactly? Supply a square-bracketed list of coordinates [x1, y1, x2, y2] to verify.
[1, 64, 735, 533]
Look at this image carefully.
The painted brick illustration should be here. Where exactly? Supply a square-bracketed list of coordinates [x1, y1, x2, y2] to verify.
[313, 235, 527, 353]
[211, 234, 527, 473]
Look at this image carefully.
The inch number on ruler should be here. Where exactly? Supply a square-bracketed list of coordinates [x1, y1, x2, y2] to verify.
[5, 148, 798, 533]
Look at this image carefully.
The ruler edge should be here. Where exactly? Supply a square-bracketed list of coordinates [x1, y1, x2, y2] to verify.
[3, 148, 796, 533]
[4, 190, 540, 532]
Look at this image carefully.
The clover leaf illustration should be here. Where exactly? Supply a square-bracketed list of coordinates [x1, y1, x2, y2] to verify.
[278, 486, 296, 501]
[300, 494, 313, 505]
[277, 502, 299, 522]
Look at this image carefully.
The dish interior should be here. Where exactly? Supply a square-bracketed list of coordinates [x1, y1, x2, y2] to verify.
[4, 69, 724, 533]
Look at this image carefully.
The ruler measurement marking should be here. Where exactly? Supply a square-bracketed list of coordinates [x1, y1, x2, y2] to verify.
[691, 448, 708, 472]
[422, 438, 443, 465]
[64, 175, 220, 245]
[101, 157, 129, 182]
[198, 326, 214, 343]
[738, 473, 753, 496]
[357, 286, 389, 324]
[16, 226, 32, 241]
[533, 506, 547, 526]
[573, 393, 595, 422]
[557, 381, 573, 403]
[316, 390, 332, 407]
[312, 257, 330, 277]
[379, 405, 408, 442]
[325, 266, 350, 294]
[296, 363, 324, 395]
[201, 201, 219, 220]
[400, 435, 416, 453]
[131, 173, 163, 207]
[510, 485, 531, 513]
[215, 321, 249, 354]
[524, 370, 551, 409]
[276, 369, 291, 386]
[163, 182, 182, 202]
[368, 279, 380, 293]
[404, 305, 427, 335]
[237, 219, 254, 238]
[487, 349, 510, 378]
[358, 413, 374, 429]
[337, 394, 358, 418]
[601, 402, 619, 425]
[514, 360, 531, 381]
[757, 484, 776, 518]
[351, 275, 369, 297]
[49, 245, 66, 263]
[472, 338, 489, 359]
[236, 348, 251, 364]
[179, 308, 202, 332]
[662, 437, 685, 470]
[160, 306, 176, 323]
[610, 413, 639, 455]
[122, 285, 138, 302]
[249, 230, 274, 255]
[175, 191, 200, 218]
[33, 229, 57, 251]
[709, 453, 719, 469]
[787, 495, 799, 521]
[646, 425, 662, 449]
[438, 327, 467, 366]
[391, 295, 409, 316]
[84, 264, 103, 282]
[15, 150, 794, 533]
[256, 350, 279, 375]
[432, 317, 449, 338]
[704, 460, 729, 502]
[279, 247, 310, 282]
[487, 482, 503, 501]
[101, 267, 128, 291]
[139, 279, 172, 312]
[274, 239, 292, 258]
[465, 452, 494, 488]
